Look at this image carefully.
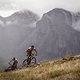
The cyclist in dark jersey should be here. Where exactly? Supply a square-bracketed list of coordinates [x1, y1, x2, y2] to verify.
[26, 45, 37, 56]
[9, 57, 18, 70]
[25, 45, 37, 65]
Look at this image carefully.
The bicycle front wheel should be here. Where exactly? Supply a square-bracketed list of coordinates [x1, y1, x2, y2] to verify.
[30, 57, 36, 65]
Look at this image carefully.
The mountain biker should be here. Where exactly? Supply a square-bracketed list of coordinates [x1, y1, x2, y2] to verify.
[26, 45, 37, 56]
[9, 57, 18, 70]
[25, 45, 37, 65]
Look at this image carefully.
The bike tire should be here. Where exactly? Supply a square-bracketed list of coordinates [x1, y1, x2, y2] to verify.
[22, 57, 36, 67]
[4, 67, 12, 72]
[22, 59, 28, 67]
[30, 57, 36, 65]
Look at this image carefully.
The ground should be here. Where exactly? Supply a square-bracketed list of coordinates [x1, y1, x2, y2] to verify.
[0, 55, 80, 80]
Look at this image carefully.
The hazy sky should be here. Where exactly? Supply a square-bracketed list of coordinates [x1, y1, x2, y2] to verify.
[0, 0, 80, 17]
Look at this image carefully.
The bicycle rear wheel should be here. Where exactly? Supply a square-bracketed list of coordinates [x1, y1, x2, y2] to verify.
[22, 59, 28, 67]
[4, 66, 12, 72]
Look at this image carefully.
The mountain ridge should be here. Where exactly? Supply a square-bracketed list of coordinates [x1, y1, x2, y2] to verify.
[0, 10, 39, 25]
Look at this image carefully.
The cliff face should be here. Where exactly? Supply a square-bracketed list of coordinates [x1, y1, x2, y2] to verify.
[34, 8, 80, 60]
[16, 8, 80, 61]
[72, 12, 80, 31]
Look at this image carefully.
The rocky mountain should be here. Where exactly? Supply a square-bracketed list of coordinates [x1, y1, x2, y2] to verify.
[19, 8, 80, 61]
[0, 10, 39, 66]
[35, 8, 80, 60]
[0, 8, 80, 67]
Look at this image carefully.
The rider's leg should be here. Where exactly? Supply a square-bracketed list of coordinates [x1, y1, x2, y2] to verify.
[11, 65, 15, 70]
[14, 63, 17, 69]
[27, 56, 31, 65]
[11, 62, 16, 70]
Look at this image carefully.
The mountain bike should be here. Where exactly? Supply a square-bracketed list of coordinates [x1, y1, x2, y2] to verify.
[22, 55, 36, 67]
[5, 63, 17, 72]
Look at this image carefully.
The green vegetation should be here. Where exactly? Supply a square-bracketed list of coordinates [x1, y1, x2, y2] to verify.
[0, 55, 80, 80]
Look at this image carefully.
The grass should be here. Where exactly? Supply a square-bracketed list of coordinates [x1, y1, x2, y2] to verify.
[0, 55, 80, 80]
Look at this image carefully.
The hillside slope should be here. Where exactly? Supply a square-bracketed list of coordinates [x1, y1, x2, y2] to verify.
[0, 55, 80, 80]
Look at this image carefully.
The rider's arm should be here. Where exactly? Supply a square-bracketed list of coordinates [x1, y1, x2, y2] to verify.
[8, 58, 13, 65]
[25, 49, 29, 56]
[34, 49, 37, 56]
